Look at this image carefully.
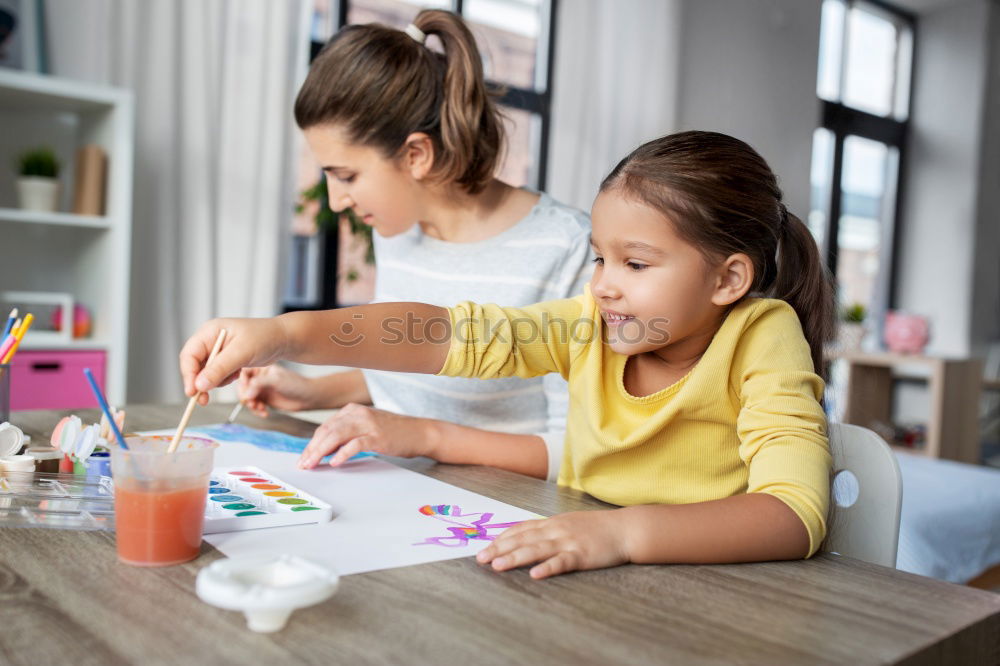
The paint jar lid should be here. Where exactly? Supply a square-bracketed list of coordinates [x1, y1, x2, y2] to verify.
[75, 424, 100, 461]
[0, 422, 24, 458]
[26, 446, 62, 460]
[0, 454, 36, 472]
[195, 554, 339, 633]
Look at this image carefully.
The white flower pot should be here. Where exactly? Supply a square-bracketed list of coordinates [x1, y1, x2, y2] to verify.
[17, 177, 60, 212]
[838, 322, 866, 353]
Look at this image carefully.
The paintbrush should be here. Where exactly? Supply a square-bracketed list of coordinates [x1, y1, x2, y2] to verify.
[168, 329, 226, 453]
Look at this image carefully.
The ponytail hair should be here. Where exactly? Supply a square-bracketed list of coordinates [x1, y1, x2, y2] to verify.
[601, 131, 835, 375]
[294, 9, 504, 194]
[774, 207, 835, 374]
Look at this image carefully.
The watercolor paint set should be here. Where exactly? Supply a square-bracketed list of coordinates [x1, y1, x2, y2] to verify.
[0, 467, 333, 533]
[203, 466, 333, 533]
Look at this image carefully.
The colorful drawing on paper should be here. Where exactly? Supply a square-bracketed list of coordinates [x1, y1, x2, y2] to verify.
[412, 504, 522, 548]
[191, 423, 376, 462]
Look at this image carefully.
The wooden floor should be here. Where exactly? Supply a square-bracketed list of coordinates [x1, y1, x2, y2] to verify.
[968, 564, 1000, 594]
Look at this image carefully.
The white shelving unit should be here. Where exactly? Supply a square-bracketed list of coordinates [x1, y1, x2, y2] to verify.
[0, 70, 134, 405]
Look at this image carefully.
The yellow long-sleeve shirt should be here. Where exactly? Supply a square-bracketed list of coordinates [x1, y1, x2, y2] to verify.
[439, 287, 831, 556]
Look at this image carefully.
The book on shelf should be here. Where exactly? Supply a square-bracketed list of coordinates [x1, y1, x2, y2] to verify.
[72, 144, 107, 216]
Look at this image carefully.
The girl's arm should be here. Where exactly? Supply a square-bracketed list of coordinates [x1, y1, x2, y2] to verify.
[181, 303, 452, 398]
[477, 492, 811, 579]
[281, 303, 451, 370]
[295, 404, 551, 478]
[425, 422, 549, 479]
[620, 493, 810, 564]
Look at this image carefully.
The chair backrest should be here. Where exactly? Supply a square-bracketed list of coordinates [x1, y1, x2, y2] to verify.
[821, 422, 903, 568]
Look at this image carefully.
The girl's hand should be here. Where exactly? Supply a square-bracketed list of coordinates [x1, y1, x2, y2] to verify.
[476, 509, 632, 579]
[238, 366, 316, 416]
[297, 403, 434, 469]
[179, 317, 290, 404]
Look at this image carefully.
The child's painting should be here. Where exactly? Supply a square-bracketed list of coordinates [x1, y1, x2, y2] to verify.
[413, 504, 523, 548]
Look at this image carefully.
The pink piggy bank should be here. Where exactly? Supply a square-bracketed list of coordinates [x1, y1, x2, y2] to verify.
[884, 311, 928, 354]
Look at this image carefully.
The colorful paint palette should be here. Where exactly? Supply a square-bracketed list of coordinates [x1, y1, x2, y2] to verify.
[203, 466, 334, 534]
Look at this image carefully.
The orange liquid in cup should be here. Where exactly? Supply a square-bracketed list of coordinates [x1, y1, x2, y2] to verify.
[114, 482, 209, 566]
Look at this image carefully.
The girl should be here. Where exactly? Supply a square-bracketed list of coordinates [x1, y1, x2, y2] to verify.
[241, 9, 592, 482]
[180, 131, 834, 580]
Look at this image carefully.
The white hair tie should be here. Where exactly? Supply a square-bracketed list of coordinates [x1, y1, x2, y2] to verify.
[404, 23, 426, 45]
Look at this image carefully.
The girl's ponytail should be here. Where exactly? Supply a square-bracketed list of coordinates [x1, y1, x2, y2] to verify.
[412, 10, 504, 193]
[294, 9, 503, 194]
[773, 208, 835, 374]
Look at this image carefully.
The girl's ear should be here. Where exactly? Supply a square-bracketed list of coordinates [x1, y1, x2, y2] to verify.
[711, 253, 754, 306]
[402, 132, 435, 180]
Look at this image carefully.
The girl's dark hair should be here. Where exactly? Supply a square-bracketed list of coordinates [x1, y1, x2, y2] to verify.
[294, 9, 504, 194]
[601, 131, 834, 375]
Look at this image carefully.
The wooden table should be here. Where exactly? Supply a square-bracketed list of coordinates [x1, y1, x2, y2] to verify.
[3, 405, 999, 665]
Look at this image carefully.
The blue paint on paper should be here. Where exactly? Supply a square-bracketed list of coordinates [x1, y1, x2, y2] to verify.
[190, 423, 377, 463]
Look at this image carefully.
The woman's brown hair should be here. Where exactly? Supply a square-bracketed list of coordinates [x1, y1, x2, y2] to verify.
[601, 131, 835, 375]
[294, 9, 504, 194]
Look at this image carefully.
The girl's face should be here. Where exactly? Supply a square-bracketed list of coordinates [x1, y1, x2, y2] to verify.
[303, 125, 424, 237]
[589, 190, 741, 358]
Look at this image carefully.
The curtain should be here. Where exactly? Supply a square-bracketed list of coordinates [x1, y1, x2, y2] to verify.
[44, 0, 311, 403]
[547, 0, 682, 212]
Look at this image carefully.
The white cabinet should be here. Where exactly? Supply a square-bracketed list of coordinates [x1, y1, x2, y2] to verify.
[0, 70, 133, 405]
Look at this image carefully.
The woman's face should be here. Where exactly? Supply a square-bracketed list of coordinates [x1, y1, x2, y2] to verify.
[302, 124, 423, 238]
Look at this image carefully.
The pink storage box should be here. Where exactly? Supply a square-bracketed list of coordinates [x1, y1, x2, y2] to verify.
[9, 350, 107, 410]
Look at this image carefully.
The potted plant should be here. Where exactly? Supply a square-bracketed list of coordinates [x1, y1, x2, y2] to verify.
[839, 302, 867, 352]
[16, 147, 61, 212]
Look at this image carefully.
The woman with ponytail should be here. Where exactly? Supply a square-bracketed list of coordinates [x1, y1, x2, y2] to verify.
[183, 130, 833, 578]
[236, 10, 592, 482]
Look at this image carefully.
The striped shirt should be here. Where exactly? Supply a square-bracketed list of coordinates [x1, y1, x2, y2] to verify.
[363, 192, 593, 480]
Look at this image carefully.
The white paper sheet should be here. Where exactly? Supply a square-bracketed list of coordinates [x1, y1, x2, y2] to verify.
[141, 429, 541, 575]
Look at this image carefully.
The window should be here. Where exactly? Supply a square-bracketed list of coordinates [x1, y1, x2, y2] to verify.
[283, 0, 557, 310]
[810, 0, 913, 320]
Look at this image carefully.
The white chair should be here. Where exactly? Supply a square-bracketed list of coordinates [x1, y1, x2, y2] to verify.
[821, 422, 903, 568]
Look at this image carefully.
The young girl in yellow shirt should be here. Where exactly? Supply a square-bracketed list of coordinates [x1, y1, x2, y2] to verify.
[179, 131, 835, 579]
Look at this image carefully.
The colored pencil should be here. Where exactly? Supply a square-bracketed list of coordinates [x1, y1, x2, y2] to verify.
[0, 334, 14, 364]
[1, 308, 17, 341]
[2, 313, 34, 364]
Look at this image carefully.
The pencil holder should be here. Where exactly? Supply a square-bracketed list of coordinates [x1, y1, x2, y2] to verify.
[0, 364, 10, 424]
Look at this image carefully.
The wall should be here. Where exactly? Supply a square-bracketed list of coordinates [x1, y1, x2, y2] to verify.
[673, 0, 822, 218]
[547, 0, 683, 212]
[895, 0, 993, 358]
[970, 1, 1000, 356]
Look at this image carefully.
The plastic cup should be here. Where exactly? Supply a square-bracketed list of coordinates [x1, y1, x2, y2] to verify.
[110, 435, 218, 567]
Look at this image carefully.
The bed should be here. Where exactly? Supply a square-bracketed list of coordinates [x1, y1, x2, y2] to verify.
[895, 451, 1000, 587]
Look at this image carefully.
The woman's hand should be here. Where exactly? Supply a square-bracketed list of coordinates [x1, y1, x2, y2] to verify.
[179, 317, 290, 404]
[238, 366, 317, 416]
[297, 403, 435, 469]
[475, 509, 632, 579]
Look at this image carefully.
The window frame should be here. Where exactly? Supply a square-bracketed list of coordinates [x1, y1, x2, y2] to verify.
[285, 0, 558, 312]
[816, 0, 915, 313]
